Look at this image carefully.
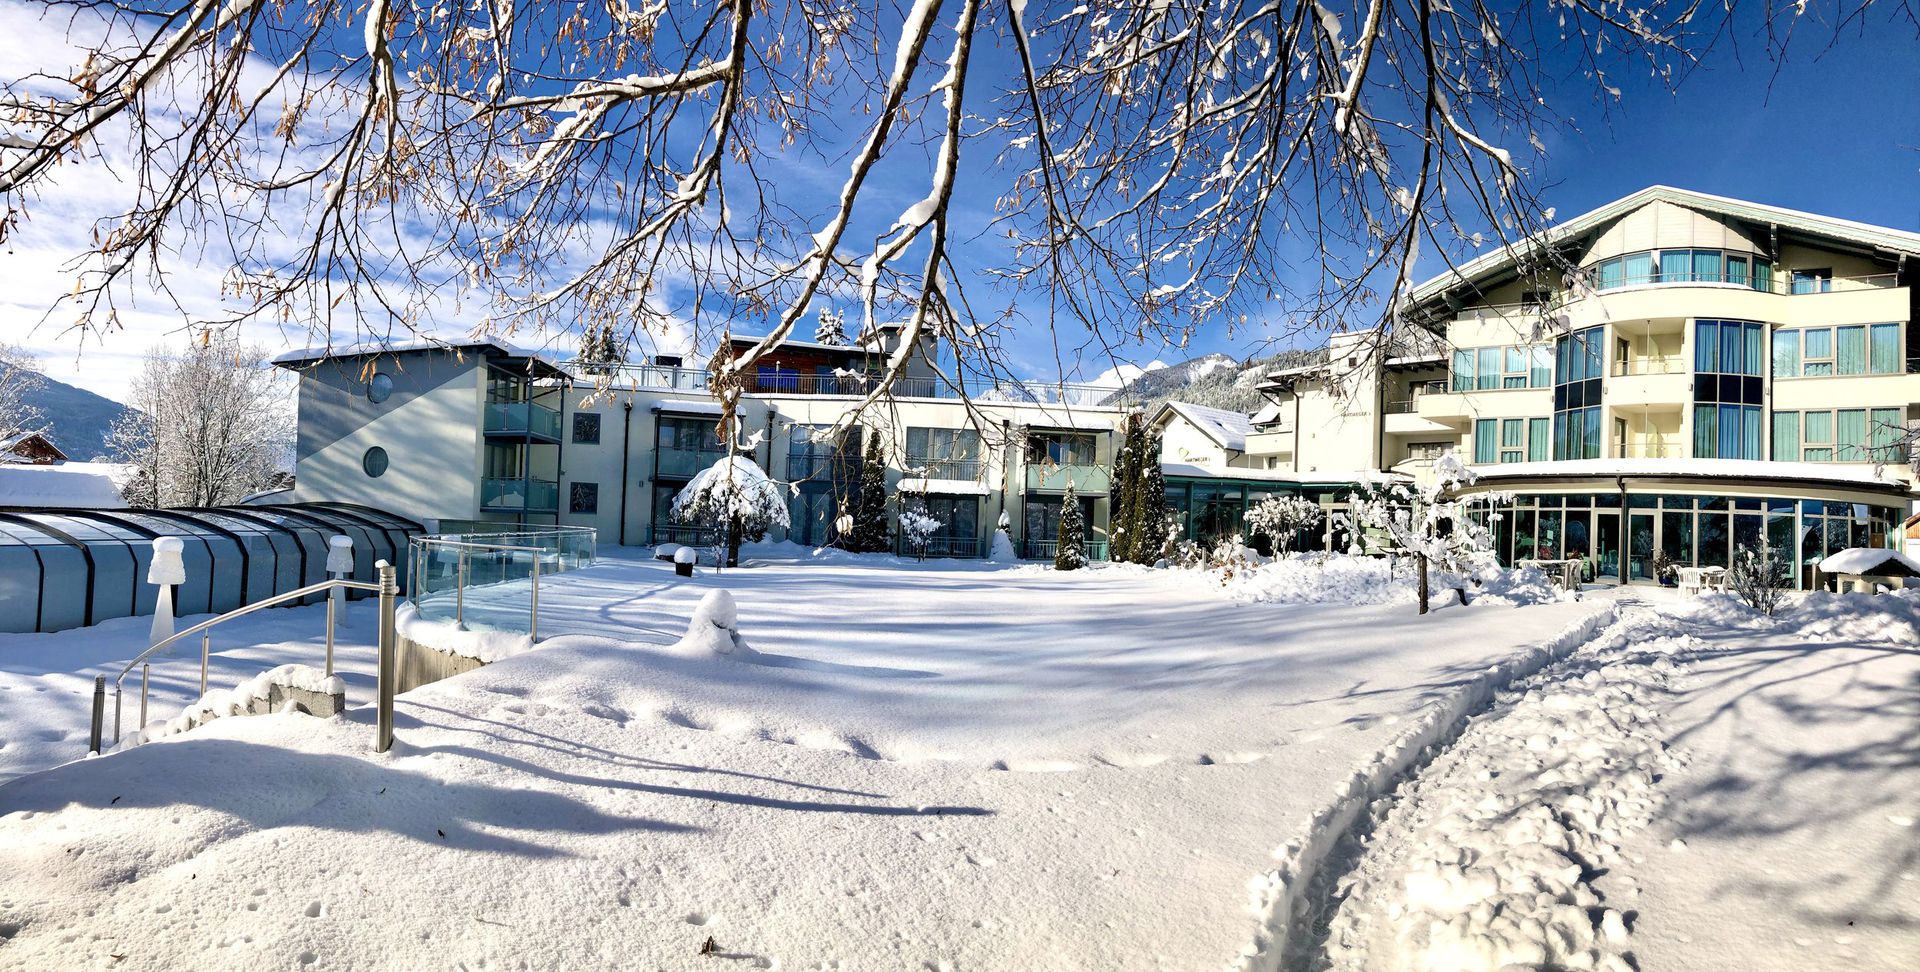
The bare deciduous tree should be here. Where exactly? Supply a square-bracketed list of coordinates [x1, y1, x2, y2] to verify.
[0, 0, 1889, 433]
[0, 341, 48, 442]
[105, 337, 292, 506]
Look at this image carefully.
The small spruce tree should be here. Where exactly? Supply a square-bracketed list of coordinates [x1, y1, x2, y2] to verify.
[814, 307, 848, 346]
[1126, 431, 1170, 563]
[1108, 412, 1145, 563]
[578, 322, 627, 374]
[1055, 482, 1088, 570]
[850, 434, 892, 553]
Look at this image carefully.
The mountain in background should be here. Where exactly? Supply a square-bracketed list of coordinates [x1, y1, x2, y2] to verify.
[1103, 348, 1324, 414]
[2, 365, 139, 461]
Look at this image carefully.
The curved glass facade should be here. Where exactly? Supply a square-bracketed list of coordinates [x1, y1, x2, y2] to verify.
[0, 504, 419, 634]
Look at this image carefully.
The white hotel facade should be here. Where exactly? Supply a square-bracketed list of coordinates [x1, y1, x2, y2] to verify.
[271, 187, 1920, 585]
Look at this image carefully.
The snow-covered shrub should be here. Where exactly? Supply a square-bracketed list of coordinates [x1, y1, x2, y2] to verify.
[985, 510, 1018, 562]
[672, 455, 790, 567]
[1729, 543, 1792, 616]
[1339, 453, 1502, 614]
[899, 505, 943, 561]
[1651, 548, 1677, 585]
[1055, 483, 1088, 571]
[1244, 494, 1323, 555]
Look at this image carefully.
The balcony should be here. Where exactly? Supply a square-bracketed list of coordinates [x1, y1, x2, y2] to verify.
[481, 477, 559, 512]
[656, 447, 728, 480]
[1021, 539, 1110, 562]
[1613, 355, 1686, 376]
[1245, 428, 1294, 457]
[570, 360, 1122, 404]
[1616, 441, 1680, 459]
[648, 524, 717, 546]
[1025, 463, 1110, 494]
[903, 457, 984, 481]
[786, 453, 857, 481]
[590, 364, 710, 391]
[484, 400, 562, 441]
[895, 535, 985, 559]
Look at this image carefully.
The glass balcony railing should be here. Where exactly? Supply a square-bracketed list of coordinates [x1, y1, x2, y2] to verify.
[1613, 356, 1686, 376]
[656, 448, 728, 480]
[484, 400, 563, 440]
[1025, 464, 1110, 494]
[895, 535, 985, 559]
[1020, 539, 1110, 562]
[903, 457, 984, 481]
[480, 477, 559, 511]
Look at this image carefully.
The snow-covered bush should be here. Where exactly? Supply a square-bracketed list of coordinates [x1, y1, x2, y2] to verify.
[1055, 483, 1088, 571]
[899, 506, 943, 561]
[1244, 494, 1323, 555]
[672, 455, 790, 567]
[1729, 543, 1792, 616]
[985, 510, 1017, 563]
[1340, 453, 1501, 615]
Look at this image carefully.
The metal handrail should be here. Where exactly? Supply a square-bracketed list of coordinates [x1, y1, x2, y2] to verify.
[111, 572, 385, 745]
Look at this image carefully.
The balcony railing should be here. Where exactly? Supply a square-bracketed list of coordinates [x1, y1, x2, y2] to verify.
[1020, 539, 1110, 562]
[903, 457, 984, 481]
[480, 477, 559, 512]
[648, 524, 717, 547]
[484, 400, 563, 440]
[1616, 442, 1679, 459]
[1612, 355, 1687, 376]
[1384, 399, 1418, 414]
[656, 447, 729, 479]
[786, 454, 856, 480]
[576, 361, 1124, 404]
[895, 535, 984, 559]
[1025, 463, 1110, 494]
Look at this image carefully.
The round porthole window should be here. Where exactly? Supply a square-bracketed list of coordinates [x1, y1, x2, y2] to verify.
[367, 372, 394, 403]
[362, 446, 389, 478]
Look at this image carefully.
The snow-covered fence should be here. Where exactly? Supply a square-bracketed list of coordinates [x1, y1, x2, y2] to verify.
[1234, 604, 1619, 970]
[408, 526, 598, 637]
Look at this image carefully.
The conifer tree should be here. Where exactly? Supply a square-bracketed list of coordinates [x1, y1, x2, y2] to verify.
[850, 434, 892, 553]
[578, 322, 626, 374]
[814, 307, 848, 346]
[1127, 429, 1170, 563]
[1055, 482, 1088, 571]
[1108, 413, 1145, 564]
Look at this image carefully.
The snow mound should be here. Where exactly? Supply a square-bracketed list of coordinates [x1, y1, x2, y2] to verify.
[1788, 590, 1920, 644]
[675, 589, 754, 657]
[1211, 554, 1568, 608]
[396, 603, 535, 662]
[1817, 546, 1920, 576]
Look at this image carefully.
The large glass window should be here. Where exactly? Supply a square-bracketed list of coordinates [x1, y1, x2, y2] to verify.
[1473, 419, 1497, 464]
[1026, 432, 1097, 466]
[1777, 407, 1905, 463]
[1872, 407, 1906, 462]
[1692, 320, 1764, 459]
[907, 428, 983, 479]
[1837, 325, 1868, 375]
[1451, 345, 1551, 391]
[1587, 248, 1774, 292]
[1528, 418, 1549, 462]
[1552, 327, 1605, 460]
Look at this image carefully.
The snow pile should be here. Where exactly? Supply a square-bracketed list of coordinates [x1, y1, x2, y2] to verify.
[1785, 590, 1920, 644]
[673, 589, 754, 658]
[1236, 605, 1618, 968]
[1318, 610, 1687, 971]
[1211, 554, 1567, 608]
[985, 527, 1018, 562]
[396, 602, 534, 662]
[126, 663, 346, 747]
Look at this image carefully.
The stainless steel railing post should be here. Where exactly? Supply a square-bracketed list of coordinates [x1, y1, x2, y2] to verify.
[200, 632, 210, 695]
[375, 561, 397, 753]
[139, 664, 149, 734]
[456, 548, 467, 630]
[325, 595, 336, 677]
[530, 555, 540, 642]
[89, 676, 105, 754]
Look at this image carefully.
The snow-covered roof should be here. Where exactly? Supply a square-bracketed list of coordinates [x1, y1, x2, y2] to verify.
[897, 478, 991, 496]
[1463, 458, 1913, 493]
[0, 461, 131, 509]
[1159, 462, 1408, 486]
[1155, 402, 1253, 452]
[272, 336, 569, 375]
[1818, 548, 1920, 576]
[651, 399, 724, 416]
[1409, 185, 1920, 306]
[1249, 401, 1286, 427]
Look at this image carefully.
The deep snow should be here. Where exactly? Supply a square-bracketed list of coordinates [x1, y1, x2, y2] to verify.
[0, 548, 1600, 970]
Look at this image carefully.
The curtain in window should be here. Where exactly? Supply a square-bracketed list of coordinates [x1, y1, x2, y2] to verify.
[1694, 249, 1722, 283]
[1742, 405, 1762, 460]
[1752, 259, 1773, 292]
[1661, 249, 1691, 282]
[1474, 419, 1497, 463]
[1501, 419, 1524, 448]
[1872, 408, 1905, 462]
[1870, 323, 1901, 374]
[1804, 328, 1832, 359]
[1719, 405, 1743, 459]
[1452, 350, 1474, 391]
[1528, 418, 1549, 461]
[1530, 347, 1553, 387]
[1837, 409, 1868, 460]
[1773, 411, 1800, 460]
[1477, 348, 1500, 390]
[1773, 329, 1801, 377]
[1720, 322, 1744, 375]
[1694, 404, 1717, 458]
[1694, 321, 1720, 373]
[1583, 409, 1602, 459]
[1597, 258, 1623, 290]
[1836, 326, 1867, 375]
[1725, 255, 1748, 287]
[1743, 323, 1762, 377]
[1804, 410, 1833, 448]
[1624, 252, 1653, 286]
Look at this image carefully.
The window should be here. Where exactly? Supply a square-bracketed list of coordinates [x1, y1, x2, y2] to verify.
[1691, 321, 1763, 459]
[1585, 248, 1776, 292]
[1772, 410, 1800, 460]
[1500, 419, 1525, 463]
[1451, 345, 1550, 391]
[1872, 407, 1906, 462]
[1804, 410, 1834, 462]
[1477, 348, 1500, 391]
[1790, 268, 1832, 295]
[1406, 441, 1449, 461]
[572, 412, 602, 444]
[569, 482, 599, 514]
[1871, 323, 1902, 374]
[1836, 409, 1869, 461]
[362, 446, 389, 478]
[907, 428, 983, 479]
[366, 372, 393, 404]
[1473, 419, 1497, 464]
[1528, 417, 1549, 462]
[1836, 325, 1868, 375]
[1552, 327, 1605, 460]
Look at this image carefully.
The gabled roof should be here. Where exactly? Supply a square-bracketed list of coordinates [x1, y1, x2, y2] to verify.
[1153, 401, 1253, 452]
[1409, 185, 1920, 312]
[0, 431, 67, 462]
[272, 336, 571, 379]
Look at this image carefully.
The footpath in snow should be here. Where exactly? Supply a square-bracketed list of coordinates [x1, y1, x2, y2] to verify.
[0, 549, 1598, 971]
[1306, 590, 1920, 972]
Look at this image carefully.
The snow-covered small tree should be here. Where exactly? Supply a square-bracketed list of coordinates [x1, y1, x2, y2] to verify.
[1729, 543, 1792, 616]
[986, 509, 1017, 562]
[577, 322, 627, 375]
[1244, 494, 1323, 556]
[1054, 483, 1088, 571]
[898, 500, 943, 561]
[814, 307, 848, 347]
[671, 455, 790, 568]
[1341, 452, 1497, 615]
[1121, 434, 1171, 564]
[849, 435, 891, 553]
[106, 338, 292, 508]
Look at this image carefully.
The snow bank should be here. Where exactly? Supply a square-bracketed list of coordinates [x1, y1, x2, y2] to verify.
[1235, 604, 1618, 970]
[1318, 610, 1686, 971]
[395, 602, 534, 662]
[125, 664, 346, 748]
[1210, 554, 1568, 609]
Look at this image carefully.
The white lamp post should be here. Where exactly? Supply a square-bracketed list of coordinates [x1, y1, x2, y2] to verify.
[147, 536, 185, 647]
[326, 535, 355, 624]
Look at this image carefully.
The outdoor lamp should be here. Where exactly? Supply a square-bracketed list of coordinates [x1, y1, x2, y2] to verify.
[147, 536, 186, 646]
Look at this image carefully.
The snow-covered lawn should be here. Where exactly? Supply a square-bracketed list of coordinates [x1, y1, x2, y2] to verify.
[0, 548, 1601, 970]
[1310, 591, 1920, 972]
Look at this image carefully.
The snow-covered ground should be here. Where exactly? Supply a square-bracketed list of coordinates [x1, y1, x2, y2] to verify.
[0, 547, 1601, 970]
[1308, 590, 1920, 972]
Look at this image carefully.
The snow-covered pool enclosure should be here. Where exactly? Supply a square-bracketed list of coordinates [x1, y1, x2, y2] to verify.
[408, 526, 597, 636]
[0, 503, 419, 633]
